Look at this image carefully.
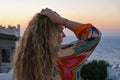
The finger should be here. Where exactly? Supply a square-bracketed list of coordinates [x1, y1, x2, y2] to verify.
[45, 8, 54, 12]
[40, 12, 46, 15]
[46, 8, 51, 11]
[41, 9, 45, 12]
[41, 12, 48, 16]
[46, 8, 49, 10]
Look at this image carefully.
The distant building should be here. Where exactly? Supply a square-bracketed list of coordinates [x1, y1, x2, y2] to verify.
[0, 24, 20, 73]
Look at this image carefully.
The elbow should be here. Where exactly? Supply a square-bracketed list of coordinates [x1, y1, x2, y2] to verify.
[90, 27, 102, 38]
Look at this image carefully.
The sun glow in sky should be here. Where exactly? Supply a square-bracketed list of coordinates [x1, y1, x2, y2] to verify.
[0, 0, 120, 36]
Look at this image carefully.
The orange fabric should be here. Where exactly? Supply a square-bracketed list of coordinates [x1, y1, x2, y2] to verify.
[56, 23, 101, 80]
[73, 23, 93, 38]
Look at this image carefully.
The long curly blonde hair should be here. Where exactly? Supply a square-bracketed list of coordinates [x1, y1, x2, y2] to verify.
[13, 13, 60, 80]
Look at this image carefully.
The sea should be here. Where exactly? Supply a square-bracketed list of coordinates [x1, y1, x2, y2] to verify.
[62, 35, 120, 66]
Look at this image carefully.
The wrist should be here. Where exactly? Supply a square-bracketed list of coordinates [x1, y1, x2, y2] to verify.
[64, 19, 68, 28]
[59, 18, 68, 27]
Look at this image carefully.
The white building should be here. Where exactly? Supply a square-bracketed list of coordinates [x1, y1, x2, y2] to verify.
[0, 24, 20, 73]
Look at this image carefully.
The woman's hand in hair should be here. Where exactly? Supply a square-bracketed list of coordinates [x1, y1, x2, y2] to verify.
[40, 8, 81, 31]
[40, 8, 65, 25]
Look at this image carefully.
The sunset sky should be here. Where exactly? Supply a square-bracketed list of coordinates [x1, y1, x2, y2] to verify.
[0, 0, 120, 36]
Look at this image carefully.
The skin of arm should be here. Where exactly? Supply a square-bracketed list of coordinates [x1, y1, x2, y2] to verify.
[40, 8, 82, 31]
